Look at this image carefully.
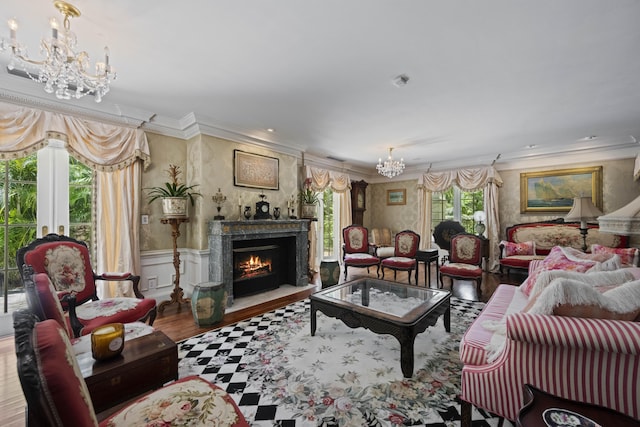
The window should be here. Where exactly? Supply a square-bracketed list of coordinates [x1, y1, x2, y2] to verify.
[321, 188, 335, 258]
[431, 186, 483, 234]
[0, 143, 94, 317]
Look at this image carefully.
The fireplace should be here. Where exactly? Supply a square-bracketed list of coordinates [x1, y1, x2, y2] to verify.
[208, 220, 310, 306]
[232, 241, 291, 297]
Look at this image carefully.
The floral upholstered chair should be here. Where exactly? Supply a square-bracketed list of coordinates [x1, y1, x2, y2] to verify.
[13, 310, 249, 427]
[17, 234, 156, 337]
[342, 225, 381, 280]
[380, 230, 421, 284]
[22, 265, 153, 355]
[439, 233, 483, 293]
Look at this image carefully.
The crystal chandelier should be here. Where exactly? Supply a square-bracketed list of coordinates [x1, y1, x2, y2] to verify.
[0, 1, 116, 102]
[376, 147, 405, 178]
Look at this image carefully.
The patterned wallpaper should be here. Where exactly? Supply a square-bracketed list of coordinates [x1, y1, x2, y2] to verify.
[364, 157, 640, 247]
[142, 133, 300, 251]
[498, 158, 640, 242]
[366, 179, 420, 236]
[142, 132, 640, 252]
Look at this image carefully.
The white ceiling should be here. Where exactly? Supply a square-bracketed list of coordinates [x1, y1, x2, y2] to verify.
[1, 0, 640, 177]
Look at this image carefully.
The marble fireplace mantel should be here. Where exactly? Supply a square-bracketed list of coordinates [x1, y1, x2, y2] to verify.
[208, 219, 310, 306]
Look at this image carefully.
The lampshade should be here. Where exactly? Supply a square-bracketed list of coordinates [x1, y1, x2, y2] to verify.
[473, 210, 486, 223]
[598, 195, 640, 235]
[565, 196, 603, 229]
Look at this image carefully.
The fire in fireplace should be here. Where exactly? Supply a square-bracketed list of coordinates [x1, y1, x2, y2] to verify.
[232, 243, 285, 297]
[234, 245, 276, 280]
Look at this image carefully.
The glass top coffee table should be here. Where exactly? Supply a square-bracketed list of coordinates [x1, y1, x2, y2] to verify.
[310, 277, 451, 378]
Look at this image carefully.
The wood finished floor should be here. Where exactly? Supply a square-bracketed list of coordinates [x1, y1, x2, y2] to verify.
[0, 267, 523, 426]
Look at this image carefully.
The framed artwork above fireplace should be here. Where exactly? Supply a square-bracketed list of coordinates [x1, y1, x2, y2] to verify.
[234, 150, 279, 190]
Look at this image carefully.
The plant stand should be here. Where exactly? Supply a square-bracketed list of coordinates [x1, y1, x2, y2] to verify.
[158, 217, 190, 314]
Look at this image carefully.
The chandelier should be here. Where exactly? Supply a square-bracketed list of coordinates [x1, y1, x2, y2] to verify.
[0, 1, 116, 102]
[376, 147, 405, 178]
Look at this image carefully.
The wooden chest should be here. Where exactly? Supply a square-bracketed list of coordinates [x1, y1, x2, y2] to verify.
[76, 330, 178, 413]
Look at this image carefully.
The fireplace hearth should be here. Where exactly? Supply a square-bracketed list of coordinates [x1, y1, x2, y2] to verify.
[208, 220, 310, 306]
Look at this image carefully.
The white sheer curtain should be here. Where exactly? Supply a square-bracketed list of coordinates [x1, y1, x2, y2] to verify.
[418, 166, 503, 271]
[0, 102, 150, 297]
[306, 166, 352, 271]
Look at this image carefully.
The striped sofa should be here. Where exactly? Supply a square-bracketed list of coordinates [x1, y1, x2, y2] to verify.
[458, 264, 640, 425]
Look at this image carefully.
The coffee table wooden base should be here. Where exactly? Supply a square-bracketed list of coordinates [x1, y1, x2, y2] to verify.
[311, 290, 450, 378]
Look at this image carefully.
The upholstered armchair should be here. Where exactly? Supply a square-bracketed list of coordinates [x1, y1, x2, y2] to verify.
[369, 227, 395, 258]
[13, 310, 249, 427]
[439, 233, 483, 293]
[342, 225, 381, 279]
[380, 230, 421, 284]
[22, 265, 154, 348]
[17, 233, 156, 337]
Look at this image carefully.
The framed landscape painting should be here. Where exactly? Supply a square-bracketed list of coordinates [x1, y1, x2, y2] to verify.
[387, 189, 406, 205]
[520, 166, 602, 213]
[234, 150, 279, 190]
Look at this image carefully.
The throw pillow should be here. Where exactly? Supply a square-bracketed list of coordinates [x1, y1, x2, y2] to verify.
[591, 244, 639, 267]
[526, 277, 640, 321]
[520, 246, 622, 296]
[500, 240, 535, 257]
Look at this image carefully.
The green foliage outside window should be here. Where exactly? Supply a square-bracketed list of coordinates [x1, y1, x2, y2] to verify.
[431, 186, 483, 234]
[0, 154, 93, 313]
[322, 189, 334, 258]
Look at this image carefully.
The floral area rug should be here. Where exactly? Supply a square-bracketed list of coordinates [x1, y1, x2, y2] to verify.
[178, 297, 508, 426]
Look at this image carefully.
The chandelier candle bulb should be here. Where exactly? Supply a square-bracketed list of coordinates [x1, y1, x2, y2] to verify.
[7, 18, 18, 42]
[50, 18, 58, 39]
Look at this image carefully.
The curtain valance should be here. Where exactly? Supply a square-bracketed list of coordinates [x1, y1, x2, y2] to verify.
[419, 166, 503, 191]
[0, 102, 150, 171]
[307, 166, 351, 192]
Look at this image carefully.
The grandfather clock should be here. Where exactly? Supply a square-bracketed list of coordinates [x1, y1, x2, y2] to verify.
[351, 180, 368, 225]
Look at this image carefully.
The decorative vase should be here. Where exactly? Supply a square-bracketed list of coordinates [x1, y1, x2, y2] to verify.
[301, 203, 317, 219]
[191, 282, 227, 327]
[273, 207, 281, 219]
[243, 206, 252, 220]
[162, 197, 188, 218]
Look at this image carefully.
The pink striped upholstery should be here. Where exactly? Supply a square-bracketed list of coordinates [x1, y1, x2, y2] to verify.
[459, 284, 527, 366]
[460, 289, 640, 421]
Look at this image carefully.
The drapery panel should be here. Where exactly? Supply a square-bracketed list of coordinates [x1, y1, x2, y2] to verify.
[418, 166, 503, 271]
[0, 102, 150, 297]
[96, 161, 142, 298]
[306, 166, 352, 270]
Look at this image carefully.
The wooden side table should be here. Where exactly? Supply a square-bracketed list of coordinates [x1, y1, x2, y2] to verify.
[77, 331, 178, 413]
[517, 384, 639, 427]
[415, 249, 439, 287]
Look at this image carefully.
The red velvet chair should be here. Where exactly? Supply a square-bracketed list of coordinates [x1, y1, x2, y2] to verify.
[380, 230, 420, 284]
[17, 233, 156, 337]
[13, 310, 249, 427]
[439, 233, 483, 293]
[342, 225, 381, 280]
[22, 265, 154, 350]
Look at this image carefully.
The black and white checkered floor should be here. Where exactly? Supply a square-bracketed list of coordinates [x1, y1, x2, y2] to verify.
[178, 299, 513, 426]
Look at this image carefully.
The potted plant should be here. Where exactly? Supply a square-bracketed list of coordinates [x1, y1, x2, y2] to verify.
[299, 178, 319, 218]
[146, 164, 202, 217]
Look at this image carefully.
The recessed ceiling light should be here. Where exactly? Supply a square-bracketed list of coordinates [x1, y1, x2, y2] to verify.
[525, 144, 537, 149]
[267, 128, 275, 132]
[392, 74, 410, 87]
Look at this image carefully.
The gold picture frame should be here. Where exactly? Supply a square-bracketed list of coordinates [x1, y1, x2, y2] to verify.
[520, 166, 602, 213]
[387, 189, 406, 206]
[233, 150, 279, 190]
